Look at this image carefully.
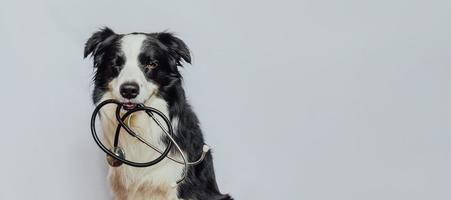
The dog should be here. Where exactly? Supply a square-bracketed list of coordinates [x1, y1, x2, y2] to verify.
[84, 27, 232, 200]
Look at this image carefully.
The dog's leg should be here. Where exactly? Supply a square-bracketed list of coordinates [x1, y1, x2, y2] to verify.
[109, 172, 128, 200]
[130, 183, 180, 200]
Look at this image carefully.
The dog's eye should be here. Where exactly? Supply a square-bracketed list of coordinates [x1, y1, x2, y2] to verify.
[145, 63, 158, 70]
[111, 65, 121, 74]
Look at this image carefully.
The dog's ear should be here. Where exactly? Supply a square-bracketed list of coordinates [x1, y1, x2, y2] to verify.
[84, 27, 116, 58]
[157, 32, 191, 65]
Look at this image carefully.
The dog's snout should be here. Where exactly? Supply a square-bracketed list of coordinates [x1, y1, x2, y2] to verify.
[120, 82, 140, 99]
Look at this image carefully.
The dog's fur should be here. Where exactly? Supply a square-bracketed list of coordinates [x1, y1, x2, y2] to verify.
[84, 27, 232, 200]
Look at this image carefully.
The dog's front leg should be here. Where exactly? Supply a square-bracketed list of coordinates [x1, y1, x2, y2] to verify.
[109, 172, 128, 200]
[130, 184, 180, 200]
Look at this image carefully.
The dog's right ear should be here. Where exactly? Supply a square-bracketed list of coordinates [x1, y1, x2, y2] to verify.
[83, 27, 116, 58]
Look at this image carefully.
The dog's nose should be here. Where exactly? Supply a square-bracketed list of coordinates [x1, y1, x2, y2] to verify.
[120, 82, 139, 99]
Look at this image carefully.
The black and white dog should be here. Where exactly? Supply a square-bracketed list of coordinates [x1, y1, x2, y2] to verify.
[84, 27, 231, 200]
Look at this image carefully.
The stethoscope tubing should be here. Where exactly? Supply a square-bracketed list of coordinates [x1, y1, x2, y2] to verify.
[90, 99, 173, 168]
[91, 99, 210, 185]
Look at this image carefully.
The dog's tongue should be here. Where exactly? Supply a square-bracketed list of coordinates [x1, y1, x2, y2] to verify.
[123, 102, 137, 110]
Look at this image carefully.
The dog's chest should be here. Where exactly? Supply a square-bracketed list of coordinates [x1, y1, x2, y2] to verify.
[99, 96, 183, 197]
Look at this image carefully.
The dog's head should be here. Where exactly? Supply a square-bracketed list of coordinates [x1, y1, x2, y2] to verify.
[84, 27, 191, 109]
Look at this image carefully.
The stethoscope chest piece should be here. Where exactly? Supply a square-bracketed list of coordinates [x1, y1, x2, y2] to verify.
[106, 147, 125, 167]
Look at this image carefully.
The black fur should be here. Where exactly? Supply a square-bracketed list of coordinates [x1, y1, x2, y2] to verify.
[84, 27, 232, 200]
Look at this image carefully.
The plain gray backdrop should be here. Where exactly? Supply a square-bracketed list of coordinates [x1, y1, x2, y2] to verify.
[0, 0, 450, 199]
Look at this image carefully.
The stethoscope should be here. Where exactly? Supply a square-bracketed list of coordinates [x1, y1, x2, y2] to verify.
[90, 99, 210, 186]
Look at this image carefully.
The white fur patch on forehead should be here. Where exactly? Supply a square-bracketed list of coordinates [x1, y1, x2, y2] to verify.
[112, 33, 157, 104]
[120, 34, 147, 60]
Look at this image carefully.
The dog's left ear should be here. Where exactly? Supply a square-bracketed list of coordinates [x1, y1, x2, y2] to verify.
[157, 33, 191, 65]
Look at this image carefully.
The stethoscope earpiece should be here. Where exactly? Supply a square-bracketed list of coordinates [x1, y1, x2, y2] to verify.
[203, 145, 210, 153]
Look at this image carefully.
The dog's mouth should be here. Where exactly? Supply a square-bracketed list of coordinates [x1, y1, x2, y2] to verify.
[122, 102, 138, 110]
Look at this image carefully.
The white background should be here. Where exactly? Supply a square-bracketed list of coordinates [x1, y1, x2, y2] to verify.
[0, 0, 450, 199]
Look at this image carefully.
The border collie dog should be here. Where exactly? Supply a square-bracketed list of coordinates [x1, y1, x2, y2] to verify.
[84, 27, 231, 200]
